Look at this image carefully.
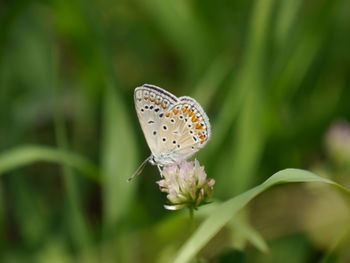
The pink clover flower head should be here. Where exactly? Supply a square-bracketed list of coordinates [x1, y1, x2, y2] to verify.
[156, 159, 215, 210]
[325, 120, 350, 164]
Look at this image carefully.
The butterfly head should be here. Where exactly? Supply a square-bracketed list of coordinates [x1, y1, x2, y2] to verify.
[149, 155, 157, 165]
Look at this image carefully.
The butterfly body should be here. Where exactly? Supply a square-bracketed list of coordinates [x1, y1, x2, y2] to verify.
[134, 84, 211, 168]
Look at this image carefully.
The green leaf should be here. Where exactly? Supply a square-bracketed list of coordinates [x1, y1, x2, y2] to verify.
[192, 55, 232, 109]
[101, 84, 137, 232]
[228, 212, 269, 253]
[0, 145, 100, 181]
[209, 0, 275, 196]
[173, 168, 350, 263]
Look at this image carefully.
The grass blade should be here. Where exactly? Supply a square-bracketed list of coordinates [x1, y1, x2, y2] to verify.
[211, 0, 275, 196]
[192, 55, 232, 109]
[228, 213, 269, 253]
[101, 84, 137, 232]
[0, 145, 100, 181]
[173, 168, 350, 263]
[51, 47, 93, 261]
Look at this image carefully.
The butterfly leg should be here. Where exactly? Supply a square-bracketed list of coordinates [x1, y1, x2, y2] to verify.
[157, 165, 164, 177]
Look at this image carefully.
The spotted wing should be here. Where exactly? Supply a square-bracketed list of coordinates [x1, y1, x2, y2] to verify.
[134, 84, 178, 156]
[155, 96, 211, 164]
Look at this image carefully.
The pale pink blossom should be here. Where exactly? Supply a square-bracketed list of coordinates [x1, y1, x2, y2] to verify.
[156, 159, 215, 210]
[325, 120, 350, 164]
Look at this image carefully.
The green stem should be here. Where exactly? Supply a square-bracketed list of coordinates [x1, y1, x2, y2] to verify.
[188, 207, 199, 261]
[189, 207, 194, 221]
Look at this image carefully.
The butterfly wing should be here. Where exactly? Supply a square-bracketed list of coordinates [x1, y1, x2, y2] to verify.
[135, 84, 211, 166]
[155, 96, 211, 164]
[134, 84, 178, 156]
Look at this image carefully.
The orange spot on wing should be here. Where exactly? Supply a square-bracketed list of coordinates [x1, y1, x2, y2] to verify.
[199, 135, 206, 140]
[188, 110, 194, 117]
[196, 124, 203, 129]
[181, 107, 187, 113]
[144, 96, 148, 100]
[198, 132, 203, 136]
[173, 109, 179, 115]
[162, 103, 167, 109]
[165, 112, 171, 117]
[192, 116, 199, 122]
[150, 98, 155, 102]
[155, 101, 161, 105]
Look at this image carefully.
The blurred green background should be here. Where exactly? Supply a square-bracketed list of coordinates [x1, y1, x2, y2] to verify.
[1, 0, 350, 262]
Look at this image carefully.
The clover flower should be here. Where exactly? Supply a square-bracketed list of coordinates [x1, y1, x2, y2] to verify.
[325, 120, 350, 164]
[156, 159, 215, 210]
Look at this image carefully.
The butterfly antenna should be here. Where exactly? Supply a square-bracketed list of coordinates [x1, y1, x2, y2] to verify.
[127, 156, 151, 182]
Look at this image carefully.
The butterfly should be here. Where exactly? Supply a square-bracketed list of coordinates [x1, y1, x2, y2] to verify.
[128, 84, 211, 181]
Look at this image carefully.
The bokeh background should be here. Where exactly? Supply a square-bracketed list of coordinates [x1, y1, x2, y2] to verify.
[1, 0, 350, 262]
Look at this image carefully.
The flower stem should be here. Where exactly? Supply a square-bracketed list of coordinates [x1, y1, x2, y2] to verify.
[188, 208, 200, 261]
[189, 207, 194, 221]
[188, 207, 196, 235]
